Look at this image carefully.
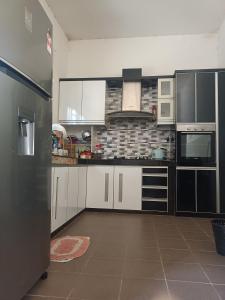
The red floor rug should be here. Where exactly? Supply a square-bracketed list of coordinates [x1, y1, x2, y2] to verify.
[50, 236, 90, 262]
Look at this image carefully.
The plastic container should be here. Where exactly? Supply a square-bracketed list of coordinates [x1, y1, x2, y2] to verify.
[212, 219, 225, 256]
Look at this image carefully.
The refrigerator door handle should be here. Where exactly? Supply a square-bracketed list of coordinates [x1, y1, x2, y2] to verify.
[55, 177, 59, 220]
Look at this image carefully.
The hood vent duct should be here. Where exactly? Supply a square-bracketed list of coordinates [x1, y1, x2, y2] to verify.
[107, 68, 154, 120]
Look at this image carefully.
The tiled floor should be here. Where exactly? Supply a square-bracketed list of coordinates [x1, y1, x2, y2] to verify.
[24, 211, 225, 300]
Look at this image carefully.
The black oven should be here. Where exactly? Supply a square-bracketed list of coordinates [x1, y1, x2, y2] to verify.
[176, 124, 216, 166]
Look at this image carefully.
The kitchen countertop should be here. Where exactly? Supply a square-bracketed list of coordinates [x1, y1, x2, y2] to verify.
[52, 164, 81, 167]
[77, 159, 175, 166]
[52, 159, 175, 167]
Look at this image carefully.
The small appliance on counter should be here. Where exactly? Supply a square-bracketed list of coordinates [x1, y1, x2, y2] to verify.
[79, 150, 93, 159]
[151, 147, 167, 160]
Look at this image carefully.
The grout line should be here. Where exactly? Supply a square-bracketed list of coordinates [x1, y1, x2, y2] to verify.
[174, 221, 223, 300]
[27, 294, 66, 299]
[66, 288, 74, 300]
[153, 220, 172, 300]
[192, 218, 214, 240]
[117, 279, 123, 300]
[166, 279, 219, 285]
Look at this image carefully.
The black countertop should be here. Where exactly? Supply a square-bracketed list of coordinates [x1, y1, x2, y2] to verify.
[78, 159, 175, 166]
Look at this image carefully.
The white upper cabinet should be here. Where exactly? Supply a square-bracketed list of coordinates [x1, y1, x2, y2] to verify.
[82, 80, 106, 124]
[157, 78, 175, 125]
[158, 78, 174, 98]
[86, 166, 114, 209]
[114, 166, 142, 210]
[157, 99, 175, 125]
[59, 81, 82, 122]
[59, 80, 106, 125]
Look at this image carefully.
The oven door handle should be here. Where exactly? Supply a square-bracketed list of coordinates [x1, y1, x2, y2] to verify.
[179, 131, 214, 134]
[176, 166, 217, 170]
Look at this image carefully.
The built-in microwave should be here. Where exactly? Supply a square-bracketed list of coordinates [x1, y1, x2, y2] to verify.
[176, 123, 216, 166]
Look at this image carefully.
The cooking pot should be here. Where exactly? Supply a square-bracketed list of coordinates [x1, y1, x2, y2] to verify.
[151, 147, 167, 160]
[82, 130, 91, 142]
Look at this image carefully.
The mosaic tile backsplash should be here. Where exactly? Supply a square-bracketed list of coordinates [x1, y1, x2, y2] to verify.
[93, 84, 175, 160]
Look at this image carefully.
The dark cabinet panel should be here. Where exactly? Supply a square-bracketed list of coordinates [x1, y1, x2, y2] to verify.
[176, 72, 195, 123]
[142, 176, 167, 186]
[177, 170, 196, 212]
[197, 72, 215, 122]
[197, 170, 216, 213]
[218, 72, 225, 213]
[142, 201, 167, 212]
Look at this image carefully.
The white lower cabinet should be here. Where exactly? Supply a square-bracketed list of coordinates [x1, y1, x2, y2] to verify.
[51, 165, 142, 232]
[114, 167, 142, 210]
[51, 166, 87, 233]
[51, 167, 69, 232]
[86, 166, 142, 210]
[86, 166, 114, 209]
[67, 167, 79, 221]
[78, 167, 87, 213]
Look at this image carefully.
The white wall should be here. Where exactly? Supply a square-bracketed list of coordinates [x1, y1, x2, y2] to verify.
[39, 0, 68, 122]
[218, 18, 225, 67]
[66, 34, 218, 78]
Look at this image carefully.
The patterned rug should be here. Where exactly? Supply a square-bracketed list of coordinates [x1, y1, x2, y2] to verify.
[50, 236, 90, 262]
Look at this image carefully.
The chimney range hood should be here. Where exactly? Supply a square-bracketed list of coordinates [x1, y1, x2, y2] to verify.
[107, 68, 154, 120]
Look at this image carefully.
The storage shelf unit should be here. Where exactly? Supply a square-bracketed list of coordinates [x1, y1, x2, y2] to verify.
[142, 167, 168, 212]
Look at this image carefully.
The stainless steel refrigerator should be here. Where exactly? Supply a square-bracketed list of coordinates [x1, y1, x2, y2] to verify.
[0, 1, 52, 299]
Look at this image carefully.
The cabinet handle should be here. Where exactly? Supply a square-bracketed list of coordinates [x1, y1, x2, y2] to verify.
[119, 173, 123, 202]
[55, 176, 59, 219]
[104, 173, 109, 202]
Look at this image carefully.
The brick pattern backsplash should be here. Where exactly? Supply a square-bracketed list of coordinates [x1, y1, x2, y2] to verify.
[93, 84, 175, 159]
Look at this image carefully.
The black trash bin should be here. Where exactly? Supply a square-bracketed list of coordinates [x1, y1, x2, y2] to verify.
[212, 219, 225, 256]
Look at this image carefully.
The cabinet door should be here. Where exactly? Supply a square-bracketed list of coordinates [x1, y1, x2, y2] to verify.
[176, 72, 195, 123]
[114, 167, 142, 210]
[218, 72, 225, 213]
[158, 78, 174, 98]
[78, 167, 87, 213]
[86, 166, 114, 209]
[51, 168, 55, 233]
[197, 170, 216, 213]
[67, 167, 79, 221]
[82, 81, 106, 124]
[157, 99, 174, 124]
[51, 167, 68, 231]
[176, 170, 196, 212]
[196, 72, 215, 123]
[59, 81, 82, 122]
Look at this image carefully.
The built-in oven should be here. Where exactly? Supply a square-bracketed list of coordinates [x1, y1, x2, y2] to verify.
[176, 123, 216, 166]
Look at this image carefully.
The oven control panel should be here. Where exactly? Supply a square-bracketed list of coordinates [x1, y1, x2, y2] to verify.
[176, 123, 216, 132]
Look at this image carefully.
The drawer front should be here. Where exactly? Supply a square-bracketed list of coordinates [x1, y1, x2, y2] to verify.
[143, 168, 167, 174]
[142, 201, 167, 211]
[143, 177, 167, 186]
[142, 188, 167, 199]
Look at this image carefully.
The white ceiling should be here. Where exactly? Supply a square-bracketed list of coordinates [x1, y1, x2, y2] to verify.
[46, 0, 225, 40]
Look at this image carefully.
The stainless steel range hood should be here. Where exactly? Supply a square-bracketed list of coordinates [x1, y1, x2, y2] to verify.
[107, 68, 154, 120]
